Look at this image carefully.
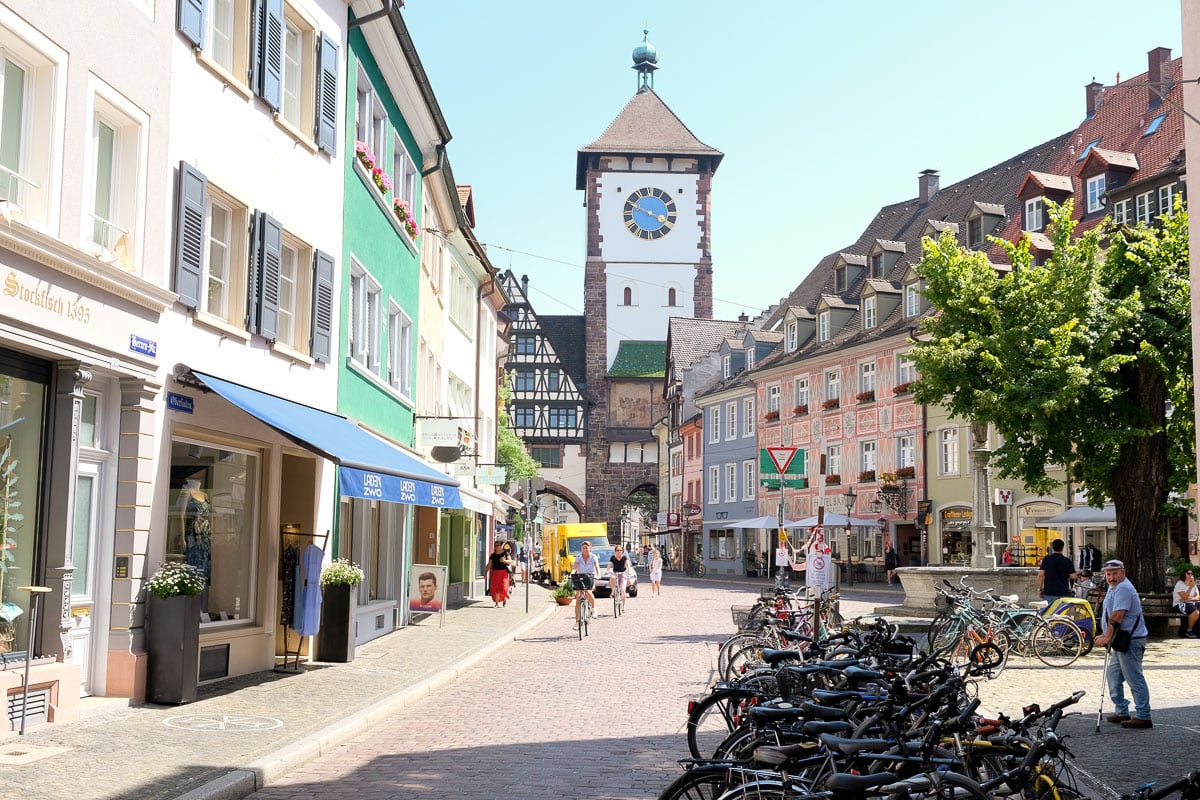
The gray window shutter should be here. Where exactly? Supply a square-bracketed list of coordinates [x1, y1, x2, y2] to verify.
[310, 250, 335, 362]
[253, 211, 282, 340]
[177, 0, 206, 49]
[174, 162, 207, 310]
[316, 33, 339, 154]
[254, 0, 284, 110]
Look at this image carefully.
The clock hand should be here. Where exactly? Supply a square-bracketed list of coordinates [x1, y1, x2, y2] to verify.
[633, 203, 666, 223]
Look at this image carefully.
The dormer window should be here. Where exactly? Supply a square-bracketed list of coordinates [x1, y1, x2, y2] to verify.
[968, 218, 983, 248]
[722, 354, 731, 379]
[869, 253, 884, 278]
[1143, 113, 1167, 137]
[1076, 137, 1101, 162]
[904, 283, 920, 317]
[746, 348, 755, 370]
[1024, 198, 1043, 232]
[1086, 175, 1106, 213]
[863, 296, 877, 329]
[817, 310, 830, 342]
[786, 321, 798, 351]
[834, 267, 846, 292]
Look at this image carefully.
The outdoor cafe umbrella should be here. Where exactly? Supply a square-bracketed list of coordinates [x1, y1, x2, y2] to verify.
[784, 514, 878, 528]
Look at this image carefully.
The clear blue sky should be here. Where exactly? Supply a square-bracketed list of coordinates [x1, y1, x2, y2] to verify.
[402, 1, 1183, 320]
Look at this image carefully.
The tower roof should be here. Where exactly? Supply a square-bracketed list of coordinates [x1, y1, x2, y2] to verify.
[576, 89, 723, 188]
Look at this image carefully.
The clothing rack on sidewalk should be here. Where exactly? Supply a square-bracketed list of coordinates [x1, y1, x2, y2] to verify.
[275, 527, 329, 673]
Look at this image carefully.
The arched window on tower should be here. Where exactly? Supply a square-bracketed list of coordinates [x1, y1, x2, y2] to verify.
[622, 286, 633, 306]
[667, 287, 678, 306]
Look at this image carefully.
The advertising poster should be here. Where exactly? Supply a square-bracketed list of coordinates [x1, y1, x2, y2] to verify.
[409, 564, 449, 623]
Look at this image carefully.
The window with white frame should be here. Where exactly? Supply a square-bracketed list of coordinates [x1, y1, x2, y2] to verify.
[88, 88, 145, 266]
[349, 260, 382, 373]
[746, 348, 755, 370]
[1024, 198, 1043, 231]
[1112, 198, 1132, 224]
[826, 445, 842, 479]
[743, 459, 756, 500]
[939, 427, 959, 475]
[280, 5, 316, 134]
[817, 310, 830, 342]
[905, 282, 920, 317]
[276, 233, 312, 351]
[708, 465, 719, 503]
[786, 321, 798, 351]
[1085, 174, 1106, 213]
[767, 384, 781, 414]
[863, 295, 876, 329]
[203, 0, 249, 78]
[200, 187, 248, 323]
[0, 22, 58, 228]
[1135, 191, 1152, 224]
[896, 353, 917, 385]
[449, 263, 473, 333]
[825, 369, 840, 402]
[897, 434, 915, 469]
[709, 407, 720, 444]
[726, 401, 737, 440]
[388, 303, 413, 395]
[859, 361, 876, 394]
[794, 377, 809, 409]
[355, 67, 386, 168]
[722, 354, 731, 379]
[726, 463, 737, 502]
[1158, 183, 1176, 218]
[860, 440, 877, 474]
[743, 398, 755, 436]
[393, 133, 418, 218]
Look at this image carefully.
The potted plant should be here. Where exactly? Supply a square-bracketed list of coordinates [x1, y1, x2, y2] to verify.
[743, 548, 759, 578]
[552, 576, 574, 606]
[896, 465, 916, 478]
[316, 559, 363, 663]
[144, 561, 206, 704]
[856, 390, 876, 404]
[893, 381, 914, 395]
[826, 474, 842, 486]
[792, 404, 808, 416]
[354, 140, 375, 171]
[764, 410, 780, 422]
[371, 167, 391, 195]
[822, 398, 840, 410]
[858, 469, 876, 483]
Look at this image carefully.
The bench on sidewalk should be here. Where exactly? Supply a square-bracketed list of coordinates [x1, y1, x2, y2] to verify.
[1085, 590, 1191, 637]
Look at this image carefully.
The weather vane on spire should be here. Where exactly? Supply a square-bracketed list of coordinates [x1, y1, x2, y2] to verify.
[631, 29, 659, 93]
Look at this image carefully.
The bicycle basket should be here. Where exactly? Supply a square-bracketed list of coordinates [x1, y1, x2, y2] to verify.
[569, 573, 594, 591]
[934, 592, 951, 611]
[731, 605, 755, 631]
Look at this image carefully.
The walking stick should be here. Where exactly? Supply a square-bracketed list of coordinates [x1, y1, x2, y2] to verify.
[1095, 643, 1112, 732]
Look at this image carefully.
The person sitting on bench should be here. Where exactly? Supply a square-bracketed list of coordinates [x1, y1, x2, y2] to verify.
[1173, 568, 1200, 638]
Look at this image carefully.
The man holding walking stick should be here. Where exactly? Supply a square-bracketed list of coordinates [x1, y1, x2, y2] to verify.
[1093, 559, 1152, 729]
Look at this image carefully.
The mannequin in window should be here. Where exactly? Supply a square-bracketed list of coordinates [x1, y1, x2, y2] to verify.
[179, 478, 212, 609]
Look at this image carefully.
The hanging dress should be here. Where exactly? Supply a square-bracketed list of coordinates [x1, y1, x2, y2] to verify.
[297, 544, 324, 636]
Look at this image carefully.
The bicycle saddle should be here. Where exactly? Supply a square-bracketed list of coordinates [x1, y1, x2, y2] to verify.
[819, 734, 923, 756]
[760, 648, 805, 666]
[802, 720, 855, 735]
[823, 771, 900, 793]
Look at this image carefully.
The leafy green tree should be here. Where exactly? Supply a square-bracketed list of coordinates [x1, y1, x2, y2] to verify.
[496, 375, 538, 483]
[910, 201, 1193, 590]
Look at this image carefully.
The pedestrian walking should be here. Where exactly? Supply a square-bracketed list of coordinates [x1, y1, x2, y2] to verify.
[1094, 559, 1152, 729]
[1038, 538, 1077, 606]
[649, 546, 663, 596]
[883, 541, 900, 585]
[487, 541, 513, 607]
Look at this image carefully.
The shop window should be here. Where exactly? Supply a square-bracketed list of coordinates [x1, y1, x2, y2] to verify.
[167, 439, 259, 625]
[708, 530, 736, 559]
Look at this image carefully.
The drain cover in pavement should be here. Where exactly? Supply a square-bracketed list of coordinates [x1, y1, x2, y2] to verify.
[0, 744, 71, 765]
[163, 714, 283, 731]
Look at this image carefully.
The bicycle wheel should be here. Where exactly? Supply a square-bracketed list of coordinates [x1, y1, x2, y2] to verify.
[614, 591, 620, 618]
[1004, 610, 1043, 659]
[1032, 617, 1084, 667]
[686, 689, 752, 758]
[656, 764, 736, 800]
[929, 617, 966, 656]
[718, 633, 769, 678]
[695, 562, 707, 577]
[723, 641, 767, 681]
[578, 603, 584, 640]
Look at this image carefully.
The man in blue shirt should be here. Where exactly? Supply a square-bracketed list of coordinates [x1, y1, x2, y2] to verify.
[1094, 559, 1152, 728]
[1037, 538, 1076, 607]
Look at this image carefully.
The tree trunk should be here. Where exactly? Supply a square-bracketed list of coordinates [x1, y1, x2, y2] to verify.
[1111, 362, 1168, 593]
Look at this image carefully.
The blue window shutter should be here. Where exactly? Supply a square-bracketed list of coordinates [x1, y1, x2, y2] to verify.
[316, 33, 339, 154]
[253, 211, 282, 340]
[177, 0, 206, 49]
[310, 249, 335, 362]
[255, 0, 284, 110]
[173, 162, 207, 310]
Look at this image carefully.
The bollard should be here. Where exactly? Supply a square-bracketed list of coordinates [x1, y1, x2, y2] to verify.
[16, 586, 51, 736]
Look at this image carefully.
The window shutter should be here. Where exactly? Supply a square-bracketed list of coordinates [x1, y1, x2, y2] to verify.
[254, 0, 284, 110]
[253, 211, 282, 340]
[177, 0, 206, 49]
[316, 33, 339, 154]
[311, 249, 334, 362]
[173, 162, 207, 310]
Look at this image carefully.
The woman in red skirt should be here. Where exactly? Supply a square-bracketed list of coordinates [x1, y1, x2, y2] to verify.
[487, 541, 513, 607]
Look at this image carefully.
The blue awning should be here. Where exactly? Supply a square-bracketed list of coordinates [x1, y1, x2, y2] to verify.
[191, 371, 461, 509]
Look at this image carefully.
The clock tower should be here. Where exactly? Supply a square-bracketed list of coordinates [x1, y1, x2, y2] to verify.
[576, 32, 723, 536]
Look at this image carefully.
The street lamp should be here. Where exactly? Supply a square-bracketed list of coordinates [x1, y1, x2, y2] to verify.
[843, 486, 857, 585]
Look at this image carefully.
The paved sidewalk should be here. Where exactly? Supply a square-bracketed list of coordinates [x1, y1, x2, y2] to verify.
[0, 585, 556, 800]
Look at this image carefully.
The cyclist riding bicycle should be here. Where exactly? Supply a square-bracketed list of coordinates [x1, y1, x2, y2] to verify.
[609, 544, 630, 607]
[572, 540, 600, 629]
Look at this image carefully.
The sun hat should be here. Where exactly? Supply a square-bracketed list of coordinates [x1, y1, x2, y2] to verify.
[1101, 559, 1124, 570]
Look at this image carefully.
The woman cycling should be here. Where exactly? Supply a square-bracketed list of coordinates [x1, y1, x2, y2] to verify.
[572, 541, 600, 629]
[608, 544, 631, 607]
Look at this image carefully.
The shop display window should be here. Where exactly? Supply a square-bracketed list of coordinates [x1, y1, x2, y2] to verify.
[168, 439, 259, 625]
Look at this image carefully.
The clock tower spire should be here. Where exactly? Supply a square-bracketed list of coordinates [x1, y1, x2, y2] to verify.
[632, 29, 658, 93]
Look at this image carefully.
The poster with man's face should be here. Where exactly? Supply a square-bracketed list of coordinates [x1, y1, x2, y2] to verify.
[409, 564, 448, 614]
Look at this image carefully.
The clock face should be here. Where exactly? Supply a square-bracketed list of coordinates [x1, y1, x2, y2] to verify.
[623, 187, 677, 240]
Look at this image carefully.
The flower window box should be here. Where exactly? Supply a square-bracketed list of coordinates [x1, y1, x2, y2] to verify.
[764, 410, 780, 422]
[826, 474, 842, 486]
[792, 404, 808, 416]
[821, 398, 840, 410]
[895, 466, 915, 478]
[893, 382, 914, 395]
[856, 390, 875, 404]
[858, 470, 876, 483]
